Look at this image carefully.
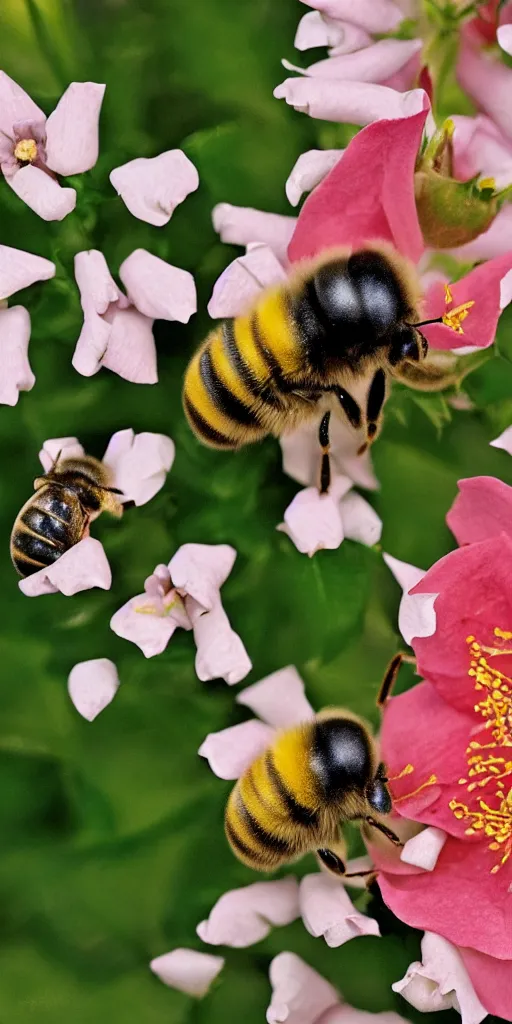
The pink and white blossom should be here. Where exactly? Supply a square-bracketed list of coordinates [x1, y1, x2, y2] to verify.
[150, 948, 224, 998]
[0, 244, 55, 406]
[68, 658, 121, 721]
[110, 149, 199, 226]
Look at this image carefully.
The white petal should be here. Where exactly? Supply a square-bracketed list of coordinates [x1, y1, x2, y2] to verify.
[212, 202, 296, 265]
[102, 428, 175, 506]
[490, 424, 512, 455]
[74, 249, 124, 315]
[0, 305, 35, 406]
[102, 307, 158, 385]
[198, 719, 275, 780]
[285, 149, 342, 207]
[208, 244, 286, 318]
[278, 486, 344, 556]
[294, 12, 371, 54]
[150, 948, 224, 998]
[119, 249, 196, 323]
[0, 245, 55, 300]
[169, 542, 236, 613]
[267, 952, 339, 1024]
[45, 82, 105, 175]
[237, 666, 314, 729]
[339, 491, 382, 546]
[382, 553, 425, 592]
[110, 149, 199, 226]
[197, 878, 300, 948]
[6, 164, 76, 221]
[400, 827, 447, 871]
[299, 873, 380, 947]
[68, 658, 120, 721]
[497, 24, 512, 56]
[193, 599, 252, 685]
[39, 437, 85, 474]
[392, 933, 487, 1024]
[399, 592, 438, 646]
[18, 537, 111, 597]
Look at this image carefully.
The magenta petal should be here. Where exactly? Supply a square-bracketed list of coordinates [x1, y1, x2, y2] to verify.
[288, 112, 426, 264]
[0, 306, 35, 406]
[197, 878, 300, 948]
[208, 245, 286, 318]
[68, 658, 120, 721]
[393, 933, 487, 1024]
[45, 82, 105, 175]
[267, 952, 339, 1024]
[294, 12, 371, 54]
[110, 593, 179, 657]
[169, 543, 236, 613]
[39, 436, 85, 474]
[198, 719, 275, 779]
[237, 666, 314, 729]
[447, 476, 512, 546]
[102, 307, 158, 384]
[150, 948, 224, 998]
[300, 0, 402, 33]
[274, 79, 427, 132]
[119, 249, 196, 323]
[19, 537, 111, 597]
[110, 150, 199, 226]
[0, 245, 55, 299]
[299, 873, 380, 947]
[193, 599, 252, 684]
[460, 948, 512, 1021]
[6, 164, 76, 221]
[102, 428, 175, 505]
[285, 150, 342, 207]
[212, 203, 297, 265]
[422, 252, 512, 351]
[0, 71, 45, 136]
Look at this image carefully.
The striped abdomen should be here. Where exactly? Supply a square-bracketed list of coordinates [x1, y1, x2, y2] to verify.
[11, 485, 86, 577]
[183, 286, 310, 449]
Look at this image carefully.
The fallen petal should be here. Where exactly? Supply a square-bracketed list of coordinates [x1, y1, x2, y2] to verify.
[278, 486, 344, 556]
[102, 428, 175, 505]
[300, 0, 403, 34]
[0, 306, 35, 406]
[300, 873, 380, 947]
[45, 82, 105, 175]
[68, 658, 120, 721]
[294, 12, 370, 54]
[150, 948, 224, 998]
[193, 598, 252, 684]
[0, 70, 45, 137]
[39, 436, 85, 473]
[208, 244, 286, 318]
[110, 593, 180, 658]
[212, 203, 296, 265]
[273, 78, 427, 127]
[285, 149, 342, 207]
[0, 245, 55, 299]
[101, 307, 158, 384]
[339, 491, 382, 546]
[393, 932, 487, 1024]
[19, 537, 111, 597]
[400, 827, 447, 871]
[457, 33, 512, 143]
[119, 249, 196, 323]
[490, 424, 512, 454]
[110, 149, 199, 226]
[197, 878, 300, 947]
[237, 666, 314, 729]
[6, 164, 76, 221]
[198, 719, 275, 779]
[267, 952, 339, 1024]
[169, 543, 236, 613]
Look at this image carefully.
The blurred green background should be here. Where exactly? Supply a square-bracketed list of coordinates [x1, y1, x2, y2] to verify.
[0, 1, 511, 1021]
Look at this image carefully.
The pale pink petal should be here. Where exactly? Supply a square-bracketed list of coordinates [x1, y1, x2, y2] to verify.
[392, 933, 487, 1024]
[451, 114, 512, 190]
[110, 593, 181, 658]
[72, 309, 112, 377]
[6, 164, 76, 221]
[74, 249, 124, 315]
[0, 245, 55, 299]
[212, 203, 296, 265]
[498, 24, 512, 55]
[237, 666, 314, 728]
[102, 428, 174, 505]
[300, 0, 402, 33]
[449, 205, 512, 262]
[208, 244, 286, 318]
[490, 424, 512, 454]
[400, 827, 447, 871]
[68, 658, 120, 721]
[283, 39, 422, 84]
[169, 543, 236, 613]
[197, 878, 300, 948]
[18, 536, 111, 597]
[278, 486, 344, 556]
[193, 598, 252, 684]
[0, 71, 45, 136]
[280, 417, 378, 491]
[273, 79, 428, 125]
[45, 82, 105, 175]
[0, 306, 35, 405]
[119, 249, 196, 323]
[300, 874, 380, 947]
[457, 34, 512, 142]
[285, 150, 342, 207]
[294, 12, 371, 54]
[39, 436, 85, 474]
[150, 948, 224, 998]
[101, 307, 158, 384]
[198, 719, 275, 779]
[339, 491, 382, 546]
[382, 553, 436, 646]
[323, 1009, 410, 1024]
[382, 552, 425, 592]
[267, 952, 339, 1024]
[110, 149, 199, 226]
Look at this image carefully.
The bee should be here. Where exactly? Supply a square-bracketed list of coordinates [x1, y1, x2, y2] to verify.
[11, 453, 124, 578]
[225, 654, 404, 877]
[183, 244, 457, 491]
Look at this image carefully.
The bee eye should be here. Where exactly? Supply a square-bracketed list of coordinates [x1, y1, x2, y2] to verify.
[366, 779, 392, 815]
[388, 326, 421, 366]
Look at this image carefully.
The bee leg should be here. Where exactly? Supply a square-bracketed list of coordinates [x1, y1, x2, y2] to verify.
[389, 351, 459, 392]
[316, 848, 346, 875]
[365, 816, 403, 847]
[377, 651, 416, 706]
[318, 411, 331, 495]
[365, 368, 387, 449]
[331, 386, 362, 432]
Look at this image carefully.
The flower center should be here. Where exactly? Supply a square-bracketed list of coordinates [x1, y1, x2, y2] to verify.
[449, 631, 512, 874]
[441, 284, 475, 335]
[13, 138, 38, 164]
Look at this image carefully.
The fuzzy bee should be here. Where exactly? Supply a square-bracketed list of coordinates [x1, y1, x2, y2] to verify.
[225, 655, 404, 877]
[183, 244, 460, 491]
[11, 453, 123, 578]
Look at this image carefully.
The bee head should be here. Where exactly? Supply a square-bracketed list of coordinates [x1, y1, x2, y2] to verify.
[365, 763, 392, 816]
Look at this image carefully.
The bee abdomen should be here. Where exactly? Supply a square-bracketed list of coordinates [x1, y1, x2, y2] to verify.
[11, 503, 75, 578]
[264, 750, 319, 828]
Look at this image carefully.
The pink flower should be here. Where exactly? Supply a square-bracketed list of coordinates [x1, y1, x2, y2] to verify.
[110, 543, 251, 683]
[72, 248, 196, 383]
[0, 244, 56, 405]
[68, 658, 120, 721]
[150, 948, 224, 998]
[0, 73, 104, 220]
[110, 149, 199, 226]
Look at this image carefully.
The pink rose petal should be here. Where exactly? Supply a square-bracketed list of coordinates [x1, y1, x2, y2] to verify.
[278, 485, 345, 556]
[400, 827, 447, 871]
[110, 149, 199, 226]
[393, 933, 487, 1024]
[6, 164, 76, 221]
[39, 436, 85, 473]
[299, 0, 403, 33]
[285, 150, 342, 207]
[119, 249, 196, 324]
[267, 952, 339, 1024]
[284, 39, 422, 84]
[193, 598, 252, 684]
[299, 873, 380, 947]
[273, 79, 427, 129]
[497, 24, 512, 55]
[45, 82, 105, 175]
[452, 114, 512, 190]
[197, 878, 300, 947]
[490, 424, 512, 454]
[237, 666, 314, 729]
[110, 593, 181, 658]
[339, 491, 382, 546]
[294, 12, 371, 54]
[459, 948, 512, 1021]
[101, 307, 158, 384]
[212, 203, 296, 265]
[19, 536, 111, 597]
[0, 306, 35, 406]
[169, 543, 236, 613]
[0, 245, 55, 299]
[198, 719, 275, 779]
[150, 948, 224, 998]
[208, 244, 286, 318]
[68, 658, 120, 721]
[0, 70, 45, 137]
[102, 428, 175, 506]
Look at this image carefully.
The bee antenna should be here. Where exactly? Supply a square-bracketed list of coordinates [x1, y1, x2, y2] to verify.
[408, 317, 444, 329]
[99, 485, 124, 495]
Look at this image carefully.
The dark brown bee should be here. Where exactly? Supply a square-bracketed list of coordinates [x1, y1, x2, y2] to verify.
[11, 454, 123, 578]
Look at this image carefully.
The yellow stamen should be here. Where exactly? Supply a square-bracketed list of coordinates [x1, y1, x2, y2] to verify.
[478, 177, 496, 192]
[444, 283, 453, 305]
[13, 138, 38, 163]
[442, 300, 475, 334]
[393, 771, 438, 803]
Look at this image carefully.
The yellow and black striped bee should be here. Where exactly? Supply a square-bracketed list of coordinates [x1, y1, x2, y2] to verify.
[225, 655, 404, 877]
[11, 453, 124, 578]
[183, 244, 454, 491]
